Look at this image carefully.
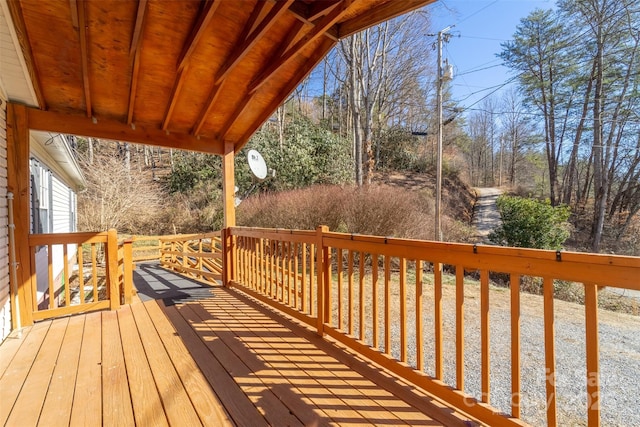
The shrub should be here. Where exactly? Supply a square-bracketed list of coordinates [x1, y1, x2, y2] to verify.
[238, 184, 475, 242]
[489, 195, 571, 249]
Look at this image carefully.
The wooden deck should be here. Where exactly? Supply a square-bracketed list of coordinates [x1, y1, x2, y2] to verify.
[1, 273, 480, 426]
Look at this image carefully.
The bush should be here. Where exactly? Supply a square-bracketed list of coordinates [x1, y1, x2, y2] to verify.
[489, 196, 571, 249]
[238, 184, 475, 242]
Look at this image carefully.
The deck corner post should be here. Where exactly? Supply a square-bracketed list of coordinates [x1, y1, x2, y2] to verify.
[106, 228, 120, 310]
[6, 102, 34, 327]
[315, 225, 328, 336]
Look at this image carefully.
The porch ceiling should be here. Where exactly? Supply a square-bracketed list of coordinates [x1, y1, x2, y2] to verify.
[7, 0, 435, 155]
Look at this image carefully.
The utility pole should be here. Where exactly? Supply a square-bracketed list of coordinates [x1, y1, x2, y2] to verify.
[434, 25, 453, 242]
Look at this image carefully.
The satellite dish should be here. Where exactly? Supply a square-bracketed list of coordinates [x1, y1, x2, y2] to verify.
[247, 149, 268, 180]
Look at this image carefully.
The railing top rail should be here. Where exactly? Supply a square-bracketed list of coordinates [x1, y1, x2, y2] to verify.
[324, 231, 640, 267]
[322, 231, 640, 290]
[29, 231, 109, 245]
[229, 226, 316, 241]
[158, 231, 222, 243]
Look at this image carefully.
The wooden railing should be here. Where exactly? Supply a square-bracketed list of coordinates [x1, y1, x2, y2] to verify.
[126, 235, 163, 262]
[226, 226, 640, 427]
[159, 231, 223, 284]
[27, 229, 134, 321]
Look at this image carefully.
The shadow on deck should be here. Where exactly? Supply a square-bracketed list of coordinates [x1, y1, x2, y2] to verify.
[1, 264, 479, 426]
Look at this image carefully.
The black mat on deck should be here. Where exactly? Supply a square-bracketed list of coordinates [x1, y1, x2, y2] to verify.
[133, 262, 216, 306]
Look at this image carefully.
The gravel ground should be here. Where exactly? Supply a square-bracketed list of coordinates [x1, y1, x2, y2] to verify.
[326, 272, 640, 427]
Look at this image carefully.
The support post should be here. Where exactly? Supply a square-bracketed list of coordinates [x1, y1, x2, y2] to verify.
[222, 141, 236, 227]
[7, 103, 34, 327]
[221, 141, 235, 286]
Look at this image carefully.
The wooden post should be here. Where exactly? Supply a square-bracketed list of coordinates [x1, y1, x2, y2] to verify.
[584, 283, 600, 427]
[221, 141, 235, 287]
[106, 229, 120, 310]
[222, 141, 236, 227]
[6, 103, 34, 327]
[122, 239, 134, 304]
[315, 225, 328, 336]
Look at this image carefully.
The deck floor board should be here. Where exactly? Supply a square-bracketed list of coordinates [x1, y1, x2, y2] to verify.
[39, 314, 85, 425]
[7, 317, 68, 426]
[117, 305, 169, 427]
[0, 270, 480, 427]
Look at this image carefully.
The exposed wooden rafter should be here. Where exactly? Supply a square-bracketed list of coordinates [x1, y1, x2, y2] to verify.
[127, 0, 148, 124]
[243, 1, 271, 41]
[129, 0, 147, 57]
[338, 0, 432, 38]
[236, 36, 336, 150]
[191, 79, 222, 136]
[193, 0, 293, 136]
[286, 1, 339, 41]
[249, 0, 349, 94]
[77, 0, 92, 117]
[127, 47, 142, 125]
[162, 63, 190, 131]
[27, 108, 224, 155]
[69, 0, 79, 28]
[176, 0, 221, 72]
[215, 0, 293, 85]
[307, 0, 342, 22]
[5, 0, 46, 109]
[219, 91, 258, 142]
[280, 18, 308, 55]
[163, 0, 220, 131]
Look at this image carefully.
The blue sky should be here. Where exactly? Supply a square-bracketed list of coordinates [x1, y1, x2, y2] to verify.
[430, 0, 556, 109]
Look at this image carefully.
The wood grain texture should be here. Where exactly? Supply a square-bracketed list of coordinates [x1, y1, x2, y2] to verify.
[12, 0, 433, 149]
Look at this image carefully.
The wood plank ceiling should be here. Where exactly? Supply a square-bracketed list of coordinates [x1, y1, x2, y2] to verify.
[8, 0, 435, 155]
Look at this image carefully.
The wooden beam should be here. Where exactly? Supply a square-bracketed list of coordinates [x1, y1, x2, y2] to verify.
[69, 0, 79, 28]
[127, 0, 147, 125]
[219, 91, 257, 142]
[6, 103, 34, 327]
[27, 108, 224, 155]
[162, 63, 190, 131]
[236, 36, 336, 150]
[127, 45, 141, 125]
[129, 0, 148, 57]
[77, 0, 91, 117]
[249, 0, 349, 94]
[242, 0, 271, 42]
[176, 0, 221, 72]
[307, 0, 342, 21]
[221, 142, 236, 228]
[338, 0, 435, 38]
[191, 80, 222, 136]
[215, 0, 294, 85]
[287, 1, 339, 40]
[192, 1, 292, 137]
[5, 0, 46, 109]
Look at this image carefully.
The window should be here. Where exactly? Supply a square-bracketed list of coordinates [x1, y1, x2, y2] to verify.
[69, 190, 77, 232]
[30, 160, 51, 234]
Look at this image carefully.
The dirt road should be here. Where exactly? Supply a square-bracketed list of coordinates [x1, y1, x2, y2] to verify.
[472, 187, 502, 242]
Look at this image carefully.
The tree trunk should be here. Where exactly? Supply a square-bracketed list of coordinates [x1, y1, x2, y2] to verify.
[591, 25, 605, 252]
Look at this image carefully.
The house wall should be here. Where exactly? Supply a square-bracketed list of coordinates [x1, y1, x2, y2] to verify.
[0, 97, 11, 341]
[30, 159, 77, 306]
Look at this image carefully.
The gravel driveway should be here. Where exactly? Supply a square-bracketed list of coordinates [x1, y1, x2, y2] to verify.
[328, 274, 640, 426]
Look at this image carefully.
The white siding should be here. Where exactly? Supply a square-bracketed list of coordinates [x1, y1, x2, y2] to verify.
[31, 165, 78, 305]
[0, 97, 10, 341]
[52, 176, 71, 233]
